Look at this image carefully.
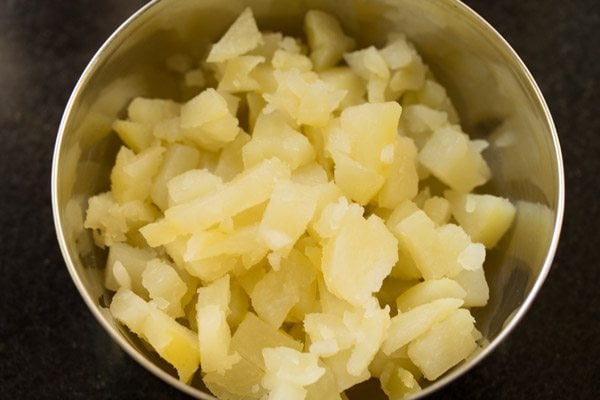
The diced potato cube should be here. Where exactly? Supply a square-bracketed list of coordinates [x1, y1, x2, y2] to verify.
[344, 46, 389, 102]
[322, 212, 398, 306]
[105, 242, 156, 294]
[323, 349, 370, 391]
[230, 312, 302, 369]
[452, 266, 489, 307]
[331, 152, 385, 205]
[407, 309, 477, 380]
[167, 168, 223, 207]
[243, 111, 315, 170]
[218, 55, 265, 93]
[259, 180, 319, 254]
[423, 196, 451, 226]
[418, 126, 490, 192]
[185, 224, 268, 269]
[152, 117, 184, 143]
[413, 79, 460, 124]
[437, 223, 486, 273]
[339, 102, 401, 173]
[376, 136, 419, 209]
[262, 347, 325, 400]
[379, 359, 421, 398]
[387, 210, 448, 280]
[272, 49, 313, 72]
[196, 275, 241, 374]
[228, 280, 250, 329]
[150, 144, 200, 210]
[128, 97, 181, 126]
[305, 364, 343, 400]
[204, 357, 265, 400]
[84, 192, 158, 247]
[180, 88, 240, 151]
[395, 279, 466, 312]
[344, 304, 391, 376]
[264, 69, 346, 127]
[382, 298, 463, 355]
[236, 262, 268, 296]
[304, 313, 353, 357]
[185, 255, 239, 283]
[319, 67, 366, 109]
[110, 289, 200, 382]
[215, 132, 252, 182]
[251, 250, 317, 328]
[113, 119, 153, 153]
[304, 10, 355, 71]
[111, 145, 165, 203]
[446, 191, 516, 248]
[379, 34, 414, 70]
[164, 158, 290, 238]
[142, 258, 187, 318]
[291, 162, 329, 186]
[400, 104, 448, 149]
[207, 7, 262, 63]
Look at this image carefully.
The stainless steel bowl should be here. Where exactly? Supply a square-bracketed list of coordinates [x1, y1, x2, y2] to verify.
[52, 0, 564, 398]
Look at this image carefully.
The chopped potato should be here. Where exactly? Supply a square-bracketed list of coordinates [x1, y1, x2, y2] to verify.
[87, 8, 519, 399]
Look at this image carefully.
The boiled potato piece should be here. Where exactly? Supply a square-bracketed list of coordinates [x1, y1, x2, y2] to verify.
[251, 249, 317, 328]
[395, 279, 466, 313]
[111, 145, 165, 203]
[418, 126, 490, 192]
[127, 97, 181, 126]
[180, 88, 240, 151]
[319, 67, 366, 109]
[377, 136, 419, 209]
[110, 288, 200, 383]
[196, 275, 241, 374]
[167, 168, 223, 207]
[112, 119, 153, 153]
[407, 309, 477, 380]
[142, 258, 187, 318]
[259, 180, 319, 255]
[445, 190, 516, 248]
[105, 242, 156, 294]
[207, 7, 262, 63]
[218, 55, 265, 93]
[165, 158, 290, 238]
[382, 298, 463, 355]
[262, 347, 325, 400]
[150, 143, 200, 210]
[322, 211, 398, 306]
[304, 9, 355, 71]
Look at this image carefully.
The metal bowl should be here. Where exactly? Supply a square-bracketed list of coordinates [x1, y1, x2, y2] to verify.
[52, 0, 564, 398]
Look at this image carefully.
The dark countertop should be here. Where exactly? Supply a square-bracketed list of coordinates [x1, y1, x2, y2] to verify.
[1, 1, 598, 399]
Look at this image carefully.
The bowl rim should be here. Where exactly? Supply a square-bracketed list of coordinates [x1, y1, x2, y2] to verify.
[51, 0, 565, 399]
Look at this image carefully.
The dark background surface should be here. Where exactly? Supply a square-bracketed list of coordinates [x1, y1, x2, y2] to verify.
[1, 0, 599, 399]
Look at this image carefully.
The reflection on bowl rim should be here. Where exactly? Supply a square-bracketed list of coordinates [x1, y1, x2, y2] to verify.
[51, 0, 565, 399]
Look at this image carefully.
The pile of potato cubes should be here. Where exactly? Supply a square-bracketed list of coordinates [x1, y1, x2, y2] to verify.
[84, 7, 516, 400]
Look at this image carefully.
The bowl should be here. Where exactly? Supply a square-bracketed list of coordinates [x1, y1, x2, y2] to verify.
[52, 0, 564, 398]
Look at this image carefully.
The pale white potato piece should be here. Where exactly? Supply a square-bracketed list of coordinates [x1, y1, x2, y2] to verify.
[445, 190, 516, 248]
[207, 7, 262, 63]
[242, 111, 315, 170]
[418, 126, 490, 193]
[422, 196, 451, 226]
[167, 168, 223, 207]
[304, 9, 355, 71]
[408, 309, 477, 380]
[110, 288, 200, 383]
[262, 347, 325, 390]
[196, 275, 241, 374]
[218, 55, 265, 93]
[395, 278, 467, 312]
[164, 158, 291, 238]
[259, 180, 319, 254]
[382, 298, 463, 355]
[377, 136, 419, 209]
[112, 119, 153, 153]
[251, 249, 317, 328]
[105, 242, 156, 294]
[127, 97, 181, 126]
[180, 88, 240, 151]
[111, 145, 165, 203]
[452, 266, 489, 308]
[322, 212, 398, 306]
[319, 67, 366, 109]
[84, 192, 157, 247]
[142, 258, 187, 318]
[150, 143, 200, 210]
